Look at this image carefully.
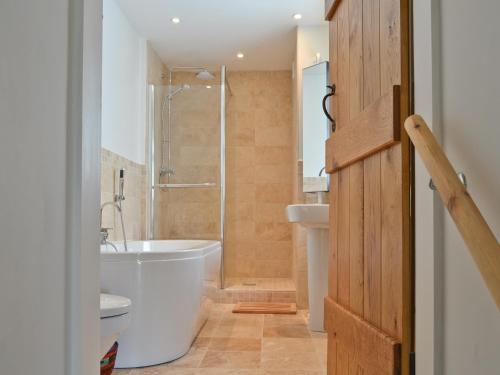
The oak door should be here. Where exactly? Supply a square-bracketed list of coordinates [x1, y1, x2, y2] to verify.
[324, 0, 412, 374]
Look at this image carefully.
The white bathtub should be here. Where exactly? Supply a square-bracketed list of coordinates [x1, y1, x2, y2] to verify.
[100, 240, 221, 368]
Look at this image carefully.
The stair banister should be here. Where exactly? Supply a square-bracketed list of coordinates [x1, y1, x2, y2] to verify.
[405, 115, 500, 311]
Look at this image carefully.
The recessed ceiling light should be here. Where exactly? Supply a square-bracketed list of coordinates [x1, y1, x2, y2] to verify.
[171, 17, 181, 24]
[206, 85, 212, 89]
[293, 13, 303, 20]
[237, 53, 245, 59]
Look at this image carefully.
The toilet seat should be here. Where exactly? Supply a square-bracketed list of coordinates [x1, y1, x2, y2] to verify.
[100, 293, 131, 318]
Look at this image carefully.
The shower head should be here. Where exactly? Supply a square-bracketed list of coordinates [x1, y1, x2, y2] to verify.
[168, 83, 191, 99]
[196, 70, 215, 81]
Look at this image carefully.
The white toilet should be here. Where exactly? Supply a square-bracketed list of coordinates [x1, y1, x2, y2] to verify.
[100, 293, 132, 358]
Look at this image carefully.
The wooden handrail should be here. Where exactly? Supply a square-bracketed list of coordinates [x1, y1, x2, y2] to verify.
[405, 115, 500, 310]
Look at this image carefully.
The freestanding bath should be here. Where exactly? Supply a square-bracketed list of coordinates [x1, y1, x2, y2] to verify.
[100, 240, 221, 368]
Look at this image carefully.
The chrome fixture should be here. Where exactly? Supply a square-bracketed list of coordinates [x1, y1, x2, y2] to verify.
[196, 70, 215, 80]
[100, 228, 119, 252]
[100, 168, 128, 252]
[157, 182, 217, 189]
[167, 83, 191, 100]
[319, 167, 326, 176]
[220, 65, 227, 289]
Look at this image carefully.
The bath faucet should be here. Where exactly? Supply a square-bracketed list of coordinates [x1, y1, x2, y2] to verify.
[99, 227, 119, 252]
[100, 168, 128, 252]
[99, 201, 127, 251]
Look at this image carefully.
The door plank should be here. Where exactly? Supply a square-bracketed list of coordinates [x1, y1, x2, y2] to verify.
[328, 332, 338, 374]
[380, 0, 401, 94]
[363, 154, 382, 326]
[349, 358, 365, 375]
[348, 0, 364, 120]
[363, 0, 381, 108]
[325, 297, 401, 374]
[336, 0, 350, 131]
[349, 161, 364, 315]
[338, 168, 351, 306]
[381, 146, 403, 339]
[329, 20, 339, 129]
[329, 173, 340, 299]
[337, 344, 350, 375]
[325, 86, 401, 173]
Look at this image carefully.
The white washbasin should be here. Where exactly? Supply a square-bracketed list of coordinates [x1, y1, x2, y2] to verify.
[286, 204, 329, 228]
[287, 204, 330, 331]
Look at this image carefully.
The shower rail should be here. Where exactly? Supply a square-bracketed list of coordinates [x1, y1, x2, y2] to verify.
[156, 183, 217, 189]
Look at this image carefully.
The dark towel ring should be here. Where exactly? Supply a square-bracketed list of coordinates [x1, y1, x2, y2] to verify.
[322, 84, 336, 133]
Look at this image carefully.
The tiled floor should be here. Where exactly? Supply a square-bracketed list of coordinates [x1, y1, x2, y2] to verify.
[114, 304, 327, 374]
[224, 278, 295, 291]
[215, 278, 297, 304]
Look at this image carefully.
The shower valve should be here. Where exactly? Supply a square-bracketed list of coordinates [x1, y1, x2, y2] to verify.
[160, 166, 175, 176]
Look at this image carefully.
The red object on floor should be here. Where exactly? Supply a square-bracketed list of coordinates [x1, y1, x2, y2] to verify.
[100, 342, 119, 375]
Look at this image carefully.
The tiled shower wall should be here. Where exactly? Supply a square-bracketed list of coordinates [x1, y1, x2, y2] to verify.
[224, 71, 294, 279]
[153, 70, 294, 279]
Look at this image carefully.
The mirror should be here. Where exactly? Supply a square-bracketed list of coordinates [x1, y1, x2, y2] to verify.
[302, 61, 330, 193]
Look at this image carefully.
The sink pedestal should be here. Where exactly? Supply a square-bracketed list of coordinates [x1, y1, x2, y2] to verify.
[286, 204, 330, 332]
[306, 228, 329, 331]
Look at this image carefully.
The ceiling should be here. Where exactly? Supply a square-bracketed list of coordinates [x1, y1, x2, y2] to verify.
[114, 0, 327, 71]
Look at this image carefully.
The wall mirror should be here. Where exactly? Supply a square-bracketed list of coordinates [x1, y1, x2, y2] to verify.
[302, 61, 330, 193]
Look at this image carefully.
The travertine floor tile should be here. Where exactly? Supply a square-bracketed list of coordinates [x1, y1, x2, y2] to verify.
[199, 351, 261, 369]
[208, 337, 262, 352]
[263, 324, 311, 338]
[168, 348, 206, 368]
[260, 350, 322, 370]
[191, 337, 211, 350]
[111, 303, 327, 374]
[262, 338, 316, 353]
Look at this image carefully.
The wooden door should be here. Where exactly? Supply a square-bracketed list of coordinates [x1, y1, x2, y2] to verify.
[324, 0, 412, 374]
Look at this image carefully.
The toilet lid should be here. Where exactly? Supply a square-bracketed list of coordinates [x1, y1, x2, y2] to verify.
[100, 293, 132, 318]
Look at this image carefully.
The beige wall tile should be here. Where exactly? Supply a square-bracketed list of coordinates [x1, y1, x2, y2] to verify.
[153, 71, 294, 281]
[224, 71, 293, 279]
[100, 148, 146, 241]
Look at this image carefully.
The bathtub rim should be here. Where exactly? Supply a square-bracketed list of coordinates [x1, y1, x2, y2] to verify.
[100, 240, 221, 262]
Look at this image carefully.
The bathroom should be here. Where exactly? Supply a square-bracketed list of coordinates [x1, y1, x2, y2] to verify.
[99, 0, 330, 373]
[5, 0, 500, 373]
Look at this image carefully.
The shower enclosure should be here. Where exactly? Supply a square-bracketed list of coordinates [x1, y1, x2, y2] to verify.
[146, 66, 228, 287]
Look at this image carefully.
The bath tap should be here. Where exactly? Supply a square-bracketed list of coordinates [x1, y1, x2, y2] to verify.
[99, 201, 127, 252]
[100, 168, 128, 252]
[99, 228, 119, 252]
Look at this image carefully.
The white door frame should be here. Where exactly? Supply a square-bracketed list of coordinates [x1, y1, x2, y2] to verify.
[67, 0, 102, 373]
[413, 0, 445, 374]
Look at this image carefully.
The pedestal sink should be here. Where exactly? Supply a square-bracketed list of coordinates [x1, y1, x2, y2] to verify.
[287, 204, 329, 332]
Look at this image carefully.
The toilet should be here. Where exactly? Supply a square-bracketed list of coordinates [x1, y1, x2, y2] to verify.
[100, 293, 132, 358]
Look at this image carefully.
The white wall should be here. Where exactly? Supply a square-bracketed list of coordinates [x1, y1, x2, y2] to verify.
[0, 0, 101, 374]
[414, 1, 500, 374]
[102, 0, 147, 164]
[294, 25, 329, 159]
[439, 1, 500, 373]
